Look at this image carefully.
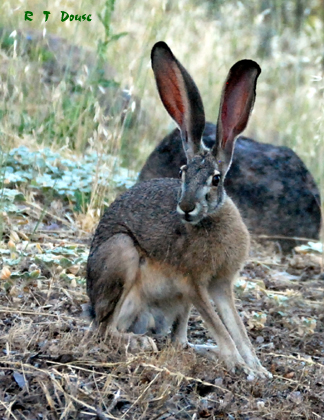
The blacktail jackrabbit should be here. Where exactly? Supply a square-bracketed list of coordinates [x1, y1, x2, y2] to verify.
[87, 42, 271, 378]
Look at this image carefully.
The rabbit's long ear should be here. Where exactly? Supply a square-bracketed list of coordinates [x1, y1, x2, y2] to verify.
[151, 42, 205, 161]
[213, 59, 261, 176]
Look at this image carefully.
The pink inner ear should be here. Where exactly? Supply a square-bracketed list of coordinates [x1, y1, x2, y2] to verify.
[154, 60, 186, 130]
[220, 72, 255, 150]
[151, 42, 205, 157]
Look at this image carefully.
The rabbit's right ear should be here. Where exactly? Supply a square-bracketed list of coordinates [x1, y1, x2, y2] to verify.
[213, 59, 261, 176]
[151, 42, 205, 161]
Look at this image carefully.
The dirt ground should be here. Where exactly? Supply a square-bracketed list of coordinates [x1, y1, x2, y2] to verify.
[0, 224, 324, 420]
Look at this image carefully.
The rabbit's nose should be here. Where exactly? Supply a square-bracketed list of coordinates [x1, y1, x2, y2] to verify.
[179, 202, 196, 214]
[177, 202, 197, 215]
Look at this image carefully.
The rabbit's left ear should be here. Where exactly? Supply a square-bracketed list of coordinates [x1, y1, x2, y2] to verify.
[151, 42, 205, 161]
[213, 59, 261, 176]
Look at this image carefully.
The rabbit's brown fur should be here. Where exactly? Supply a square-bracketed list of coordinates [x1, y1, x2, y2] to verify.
[87, 42, 271, 378]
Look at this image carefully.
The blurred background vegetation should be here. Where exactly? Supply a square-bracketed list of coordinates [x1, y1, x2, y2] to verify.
[0, 0, 323, 220]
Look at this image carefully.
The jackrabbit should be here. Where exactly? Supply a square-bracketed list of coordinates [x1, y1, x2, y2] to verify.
[87, 42, 271, 378]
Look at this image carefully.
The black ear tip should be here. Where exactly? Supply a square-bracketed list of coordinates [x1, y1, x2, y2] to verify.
[151, 41, 173, 61]
[231, 59, 261, 77]
[152, 41, 169, 50]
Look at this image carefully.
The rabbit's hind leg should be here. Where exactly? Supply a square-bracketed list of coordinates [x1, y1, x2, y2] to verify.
[88, 233, 157, 352]
[88, 233, 140, 326]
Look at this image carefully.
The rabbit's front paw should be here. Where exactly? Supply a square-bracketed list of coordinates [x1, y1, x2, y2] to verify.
[190, 343, 271, 379]
[245, 357, 272, 379]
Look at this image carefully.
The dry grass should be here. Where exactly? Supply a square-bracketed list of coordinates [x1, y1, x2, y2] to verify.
[1, 232, 324, 419]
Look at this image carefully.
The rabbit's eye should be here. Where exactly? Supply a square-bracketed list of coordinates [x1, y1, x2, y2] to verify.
[212, 174, 220, 186]
[179, 165, 186, 178]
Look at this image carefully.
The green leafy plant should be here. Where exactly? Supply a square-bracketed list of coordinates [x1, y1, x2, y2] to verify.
[97, 0, 128, 64]
[2, 146, 136, 212]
